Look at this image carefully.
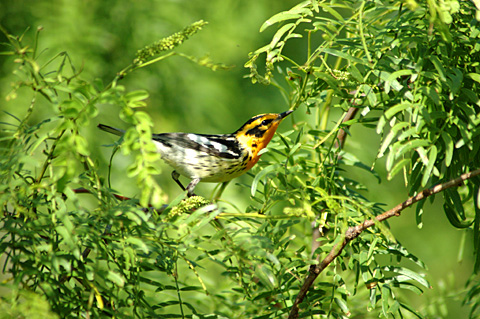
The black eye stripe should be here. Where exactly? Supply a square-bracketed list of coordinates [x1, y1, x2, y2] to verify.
[246, 127, 266, 137]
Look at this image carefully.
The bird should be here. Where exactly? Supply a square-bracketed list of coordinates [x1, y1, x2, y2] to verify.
[98, 110, 292, 196]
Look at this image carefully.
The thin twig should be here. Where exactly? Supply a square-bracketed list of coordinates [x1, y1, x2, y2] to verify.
[289, 167, 480, 319]
[72, 187, 162, 208]
[335, 107, 358, 149]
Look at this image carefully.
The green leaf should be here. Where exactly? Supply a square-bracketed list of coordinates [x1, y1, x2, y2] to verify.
[441, 132, 454, 167]
[359, 84, 377, 107]
[373, 70, 403, 92]
[269, 23, 295, 49]
[385, 102, 413, 120]
[388, 158, 410, 180]
[60, 100, 84, 118]
[254, 265, 277, 290]
[370, 287, 377, 309]
[126, 237, 149, 254]
[335, 297, 350, 315]
[366, 237, 379, 265]
[395, 139, 430, 160]
[56, 225, 74, 246]
[399, 302, 424, 318]
[74, 134, 90, 156]
[381, 284, 391, 316]
[394, 282, 424, 295]
[447, 68, 463, 95]
[380, 122, 409, 160]
[191, 205, 222, 232]
[377, 103, 414, 135]
[415, 199, 425, 229]
[322, 48, 366, 64]
[251, 43, 271, 56]
[444, 190, 473, 228]
[420, 86, 441, 106]
[384, 266, 430, 288]
[260, 13, 302, 32]
[318, 3, 346, 22]
[124, 90, 149, 108]
[461, 88, 480, 104]
[474, 184, 480, 272]
[385, 70, 413, 93]
[421, 145, 437, 187]
[314, 71, 345, 96]
[467, 73, 480, 83]
[347, 64, 364, 83]
[251, 163, 280, 196]
[429, 56, 446, 81]
[107, 271, 125, 287]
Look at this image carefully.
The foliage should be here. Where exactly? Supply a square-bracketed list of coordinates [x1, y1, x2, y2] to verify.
[0, 1, 479, 319]
[246, 0, 480, 317]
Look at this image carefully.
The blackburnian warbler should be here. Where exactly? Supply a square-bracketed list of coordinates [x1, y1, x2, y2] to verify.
[98, 110, 292, 196]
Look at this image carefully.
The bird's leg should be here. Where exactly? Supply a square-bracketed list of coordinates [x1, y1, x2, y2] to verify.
[171, 171, 186, 191]
[186, 178, 200, 197]
[171, 171, 200, 197]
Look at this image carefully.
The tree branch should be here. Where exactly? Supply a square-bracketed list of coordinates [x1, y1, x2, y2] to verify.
[336, 106, 358, 149]
[289, 167, 480, 319]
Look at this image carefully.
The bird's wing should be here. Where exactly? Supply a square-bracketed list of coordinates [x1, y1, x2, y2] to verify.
[152, 133, 244, 159]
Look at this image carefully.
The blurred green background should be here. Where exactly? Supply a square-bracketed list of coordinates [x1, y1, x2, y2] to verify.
[0, 0, 474, 317]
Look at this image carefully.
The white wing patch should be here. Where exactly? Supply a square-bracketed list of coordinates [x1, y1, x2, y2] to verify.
[187, 133, 228, 153]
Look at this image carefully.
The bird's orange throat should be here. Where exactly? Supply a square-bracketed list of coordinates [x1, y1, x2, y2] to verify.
[239, 122, 281, 170]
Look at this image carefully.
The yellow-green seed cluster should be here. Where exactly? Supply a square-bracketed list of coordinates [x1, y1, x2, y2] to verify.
[134, 20, 208, 64]
[167, 195, 211, 218]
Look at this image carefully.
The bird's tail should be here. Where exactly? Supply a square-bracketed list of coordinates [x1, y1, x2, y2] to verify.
[97, 124, 125, 137]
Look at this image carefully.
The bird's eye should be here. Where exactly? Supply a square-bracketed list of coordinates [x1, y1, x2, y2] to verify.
[261, 120, 268, 126]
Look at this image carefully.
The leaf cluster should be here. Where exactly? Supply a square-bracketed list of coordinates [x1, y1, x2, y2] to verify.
[0, 22, 247, 318]
[246, 0, 480, 317]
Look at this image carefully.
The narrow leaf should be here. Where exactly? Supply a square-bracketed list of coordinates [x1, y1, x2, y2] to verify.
[429, 56, 446, 81]
[126, 237, 149, 254]
[269, 23, 295, 48]
[385, 70, 412, 92]
[421, 145, 437, 187]
[251, 164, 280, 196]
[441, 132, 454, 167]
[107, 271, 125, 287]
[385, 102, 413, 120]
[388, 158, 410, 180]
[322, 48, 365, 64]
[467, 73, 480, 83]
[260, 13, 302, 32]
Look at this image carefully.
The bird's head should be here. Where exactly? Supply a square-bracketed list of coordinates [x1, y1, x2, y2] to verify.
[234, 110, 293, 168]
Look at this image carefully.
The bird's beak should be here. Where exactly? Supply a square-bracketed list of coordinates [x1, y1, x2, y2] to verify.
[279, 110, 293, 119]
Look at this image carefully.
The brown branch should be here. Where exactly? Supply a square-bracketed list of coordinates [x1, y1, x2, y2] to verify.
[336, 106, 358, 149]
[289, 167, 480, 319]
[72, 187, 168, 211]
[73, 187, 138, 202]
